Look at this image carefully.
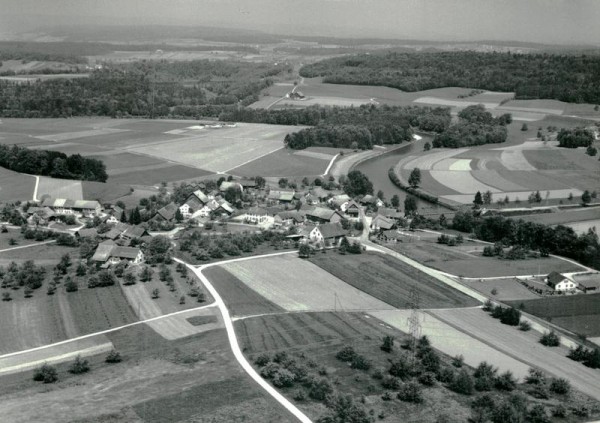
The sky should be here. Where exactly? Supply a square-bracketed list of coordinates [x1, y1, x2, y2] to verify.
[0, 0, 598, 45]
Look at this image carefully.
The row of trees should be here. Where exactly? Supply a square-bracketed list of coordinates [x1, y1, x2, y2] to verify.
[452, 212, 600, 270]
[300, 51, 600, 104]
[0, 144, 107, 182]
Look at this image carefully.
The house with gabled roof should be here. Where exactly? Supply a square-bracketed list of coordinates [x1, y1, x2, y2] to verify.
[268, 190, 295, 203]
[42, 198, 102, 216]
[343, 200, 361, 216]
[377, 207, 403, 220]
[153, 203, 178, 222]
[359, 195, 384, 208]
[370, 214, 395, 231]
[545, 271, 577, 292]
[305, 207, 343, 224]
[180, 190, 210, 218]
[302, 223, 346, 246]
[91, 240, 144, 266]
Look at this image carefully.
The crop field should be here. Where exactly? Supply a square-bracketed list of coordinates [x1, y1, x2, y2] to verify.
[397, 134, 596, 204]
[309, 252, 479, 309]
[458, 278, 541, 301]
[505, 294, 600, 337]
[36, 176, 83, 200]
[0, 168, 35, 202]
[518, 207, 600, 226]
[146, 306, 223, 341]
[371, 309, 531, 379]
[229, 147, 331, 177]
[220, 254, 394, 312]
[386, 240, 583, 278]
[429, 307, 600, 400]
[0, 295, 68, 354]
[66, 285, 138, 335]
[202, 266, 284, 317]
[235, 311, 397, 355]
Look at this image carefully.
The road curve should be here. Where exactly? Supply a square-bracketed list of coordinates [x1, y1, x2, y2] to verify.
[177, 256, 312, 423]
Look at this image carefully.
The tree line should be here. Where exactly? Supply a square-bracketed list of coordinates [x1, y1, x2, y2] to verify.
[0, 60, 290, 118]
[299, 51, 600, 104]
[0, 144, 107, 182]
[452, 212, 600, 270]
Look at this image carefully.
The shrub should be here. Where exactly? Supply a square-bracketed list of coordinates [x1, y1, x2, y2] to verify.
[388, 356, 414, 379]
[380, 335, 394, 353]
[381, 375, 401, 390]
[397, 381, 423, 403]
[482, 299, 494, 311]
[525, 368, 545, 385]
[33, 363, 58, 383]
[518, 320, 531, 331]
[273, 351, 289, 364]
[371, 367, 384, 380]
[494, 371, 517, 391]
[272, 369, 296, 388]
[351, 354, 372, 371]
[260, 363, 280, 379]
[474, 375, 495, 392]
[527, 405, 550, 423]
[255, 353, 270, 367]
[381, 391, 393, 401]
[418, 372, 437, 386]
[552, 404, 567, 418]
[499, 307, 521, 326]
[105, 350, 122, 363]
[437, 367, 455, 384]
[293, 389, 307, 401]
[65, 278, 78, 292]
[308, 378, 334, 401]
[69, 355, 90, 374]
[452, 354, 464, 368]
[336, 345, 356, 362]
[528, 384, 549, 399]
[539, 330, 560, 347]
[450, 370, 474, 395]
[549, 378, 571, 395]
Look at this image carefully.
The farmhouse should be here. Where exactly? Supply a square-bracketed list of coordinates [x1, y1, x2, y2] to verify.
[303, 193, 319, 205]
[153, 203, 178, 222]
[275, 210, 304, 226]
[329, 194, 351, 208]
[244, 206, 270, 223]
[303, 223, 346, 246]
[377, 207, 403, 220]
[309, 187, 331, 201]
[305, 207, 343, 224]
[42, 198, 102, 217]
[573, 274, 600, 293]
[121, 225, 150, 241]
[378, 230, 404, 243]
[545, 271, 577, 292]
[76, 227, 98, 239]
[268, 190, 295, 203]
[180, 190, 210, 218]
[91, 240, 144, 266]
[239, 178, 258, 190]
[343, 200, 361, 216]
[359, 195, 384, 208]
[370, 214, 395, 231]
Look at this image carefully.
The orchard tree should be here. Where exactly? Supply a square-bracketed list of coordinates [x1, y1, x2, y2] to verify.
[391, 194, 400, 208]
[404, 196, 418, 217]
[408, 168, 421, 188]
[473, 191, 483, 208]
[423, 142, 431, 151]
[343, 170, 374, 197]
[582, 190, 592, 205]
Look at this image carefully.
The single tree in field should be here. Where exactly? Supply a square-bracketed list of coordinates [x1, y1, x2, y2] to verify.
[521, 123, 528, 131]
[568, 192, 574, 202]
[69, 355, 90, 374]
[404, 196, 418, 217]
[380, 336, 394, 353]
[33, 363, 58, 383]
[581, 190, 592, 205]
[408, 168, 421, 188]
[391, 195, 400, 208]
[151, 288, 160, 299]
[423, 142, 431, 151]
[105, 350, 122, 363]
[482, 190, 493, 205]
[473, 191, 483, 208]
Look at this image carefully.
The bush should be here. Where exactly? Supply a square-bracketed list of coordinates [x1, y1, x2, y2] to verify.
[272, 369, 296, 388]
[528, 384, 549, 399]
[350, 354, 372, 371]
[293, 389, 307, 401]
[308, 378, 334, 401]
[494, 371, 517, 391]
[105, 350, 122, 363]
[418, 372, 437, 386]
[452, 354, 464, 368]
[33, 363, 58, 383]
[450, 370, 474, 395]
[525, 368, 546, 385]
[336, 345, 357, 362]
[527, 405, 550, 423]
[388, 356, 415, 379]
[381, 375, 401, 390]
[552, 404, 567, 418]
[381, 391, 393, 401]
[255, 353, 271, 367]
[539, 330, 560, 347]
[549, 378, 571, 395]
[69, 355, 90, 374]
[260, 363, 280, 379]
[437, 367, 455, 384]
[518, 320, 531, 331]
[397, 381, 423, 403]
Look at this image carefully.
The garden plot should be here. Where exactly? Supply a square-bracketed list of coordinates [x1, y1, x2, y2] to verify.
[220, 255, 394, 312]
[370, 309, 530, 380]
[36, 176, 83, 200]
[145, 306, 222, 340]
[128, 123, 296, 173]
[430, 170, 501, 194]
[448, 159, 472, 171]
[429, 307, 600, 401]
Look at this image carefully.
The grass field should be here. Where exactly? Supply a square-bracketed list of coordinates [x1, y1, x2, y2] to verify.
[459, 278, 541, 301]
[221, 254, 394, 312]
[518, 207, 600, 226]
[229, 148, 331, 177]
[0, 228, 41, 250]
[0, 168, 35, 202]
[0, 243, 76, 265]
[0, 327, 294, 423]
[310, 252, 479, 309]
[386, 239, 584, 278]
[36, 176, 83, 200]
[505, 294, 600, 337]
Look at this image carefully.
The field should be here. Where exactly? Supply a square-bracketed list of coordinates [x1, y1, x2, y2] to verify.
[36, 176, 83, 200]
[0, 228, 41, 250]
[0, 327, 294, 423]
[505, 294, 600, 337]
[220, 254, 394, 312]
[518, 207, 600, 226]
[429, 307, 600, 400]
[386, 239, 584, 278]
[0, 167, 35, 202]
[0, 243, 76, 265]
[309, 252, 478, 309]
[202, 266, 284, 317]
[458, 278, 541, 301]
[229, 147, 333, 177]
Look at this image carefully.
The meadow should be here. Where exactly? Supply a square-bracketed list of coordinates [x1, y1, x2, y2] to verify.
[0, 168, 35, 202]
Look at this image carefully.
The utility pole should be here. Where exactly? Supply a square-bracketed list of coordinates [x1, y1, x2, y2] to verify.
[407, 287, 421, 358]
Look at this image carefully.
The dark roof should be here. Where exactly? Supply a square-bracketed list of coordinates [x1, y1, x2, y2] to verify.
[378, 208, 402, 219]
[317, 223, 346, 239]
[77, 228, 98, 238]
[547, 271, 569, 286]
[122, 225, 148, 239]
[156, 203, 178, 221]
[112, 246, 141, 260]
[91, 241, 116, 262]
[306, 207, 339, 221]
[239, 179, 257, 188]
[371, 215, 395, 230]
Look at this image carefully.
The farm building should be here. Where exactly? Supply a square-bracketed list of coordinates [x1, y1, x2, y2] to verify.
[329, 194, 351, 208]
[359, 195, 384, 208]
[545, 271, 577, 292]
[275, 210, 304, 226]
[305, 207, 343, 224]
[153, 203, 179, 222]
[342, 200, 361, 216]
[378, 230, 404, 243]
[180, 190, 210, 218]
[42, 198, 102, 216]
[76, 227, 99, 239]
[268, 190, 295, 203]
[377, 207, 403, 220]
[303, 223, 346, 246]
[239, 179, 258, 190]
[289, 90, 305, 100]
[309, 187, 331, 201]
[91, 240, 144, 266]
[244, 206, 270, 223]
[574, 274, 600, 293]
[219, 181, 243, 192]
[370, 214, 395, 231]
[303, 193, 320, 205]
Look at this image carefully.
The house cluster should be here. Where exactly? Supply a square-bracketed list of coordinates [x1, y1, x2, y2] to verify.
[80, 222, 151, 268]
[545, 271, 600, 293]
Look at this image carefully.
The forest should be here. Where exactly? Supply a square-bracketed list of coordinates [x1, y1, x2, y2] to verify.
[0, 60, 290, 118]
[452, 212, 600, 270]
[432, 104, 510, 148]
[300, 51, 600, 104]
[0, 145, 107, 182]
